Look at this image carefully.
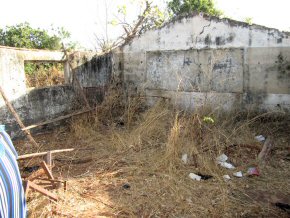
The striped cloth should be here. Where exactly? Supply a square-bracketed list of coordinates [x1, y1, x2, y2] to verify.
[0, 128, 27, 218]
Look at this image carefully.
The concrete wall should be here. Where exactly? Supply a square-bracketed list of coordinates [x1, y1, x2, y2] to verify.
[113, 13, 290, 112]
[0, 46, 66, 103]
[0, 86, 76, 135]
[121, 13, 290, 53]
[69, 52, 112, 88]
[0, 46, 111, 135]
[68, 52, 112, 105]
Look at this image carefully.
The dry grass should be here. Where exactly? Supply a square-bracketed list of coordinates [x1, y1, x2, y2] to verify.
[25, 63, 65, 88]
[14, 87, 290, 217]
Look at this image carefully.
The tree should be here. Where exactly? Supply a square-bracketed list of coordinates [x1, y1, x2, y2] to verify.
[95, 0, 167, 52]
[0, 23, 75, 87]
[167, 0, 223, 17]
[115, 1, 166, 42]
[0, 22, 75, 50]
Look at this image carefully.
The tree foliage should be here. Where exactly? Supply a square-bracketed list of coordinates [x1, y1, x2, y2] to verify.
[167, 0, 223, 17]
[244, 17, 253, 25]
[0, 22, 75, 50]
[0, 22, 73, 85]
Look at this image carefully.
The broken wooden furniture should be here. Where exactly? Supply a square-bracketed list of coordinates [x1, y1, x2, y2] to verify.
[19, 148, 74, 202]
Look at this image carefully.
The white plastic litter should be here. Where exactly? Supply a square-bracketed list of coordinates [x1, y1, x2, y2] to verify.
[216, 154, 228, 162]
[233, 171, 243, 178]
[223, 175, 231, 180]
[189, 173, 201, 181]
[218, 162, 235, 169]
[255, 135, 266, 142]
[182, 154, 188, 164]
[216, 154, 236, 169]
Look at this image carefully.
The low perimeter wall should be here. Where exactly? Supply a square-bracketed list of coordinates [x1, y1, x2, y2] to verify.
[113, 47, 290, 112]
[0, 46, 112, 136]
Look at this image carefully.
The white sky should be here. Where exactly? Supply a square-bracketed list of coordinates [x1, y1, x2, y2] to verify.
[0, 0, 289, 50]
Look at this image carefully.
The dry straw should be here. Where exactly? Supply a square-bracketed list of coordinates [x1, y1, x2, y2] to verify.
[17, 84, 290, 217]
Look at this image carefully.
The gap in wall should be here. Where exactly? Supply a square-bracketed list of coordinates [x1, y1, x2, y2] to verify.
[24, 61, 65, 88]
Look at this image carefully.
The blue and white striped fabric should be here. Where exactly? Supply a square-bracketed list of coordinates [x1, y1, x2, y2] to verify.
[0, 126, 27, 218]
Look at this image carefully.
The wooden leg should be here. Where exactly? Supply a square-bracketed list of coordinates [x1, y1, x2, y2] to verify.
[44, 151, 52, 170]
[64, 181, 67, 191]
[37, 178, 67, 191]
[40, 161, 54, 180]
[40, 161, 56, 188]
[27, 181, 58, 201]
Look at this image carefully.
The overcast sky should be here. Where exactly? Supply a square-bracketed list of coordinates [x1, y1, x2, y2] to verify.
[0, 0, 289, 50]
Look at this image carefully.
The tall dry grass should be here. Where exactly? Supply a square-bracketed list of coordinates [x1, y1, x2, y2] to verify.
[25, 63, 65, 88]
[40, 84, 289, 217]
[68, 84, 268, 174]
[19, 48, 290, 216]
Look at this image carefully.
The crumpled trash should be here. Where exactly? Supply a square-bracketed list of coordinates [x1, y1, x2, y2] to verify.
[223, 175, 231, 180]
[233, 171, 243, 178]
[255, 135, 266, 142]
[247, 167, 260, 176]
[216, 154, 235, 169]
[189, 173, 201, 181]
[219, 162, 235, 169]
[216, 154, 228, 162]
[182, 154, 188, 164]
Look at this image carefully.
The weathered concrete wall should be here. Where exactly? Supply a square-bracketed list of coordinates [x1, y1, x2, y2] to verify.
[0, 86, 76, 135]
[115, 47, 290, 111]
[68, 52, 112, 105]
[0, 46, 66, 103]
[69, 52, 112, 88]
[113, 13, 290, 112]
[245, 47, 290, 94]
[0, 46, 111, 135]
[121, 13, 290, 53]
[145, 49, 243, 93]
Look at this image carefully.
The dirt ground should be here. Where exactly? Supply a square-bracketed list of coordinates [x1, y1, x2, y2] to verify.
[14, 98, 290, 218]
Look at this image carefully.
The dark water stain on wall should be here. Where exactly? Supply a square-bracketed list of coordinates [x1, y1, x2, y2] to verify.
[277, 53, 290, 80]
[75, 53, 112, 88]
[204, 34, 211, 46]
[215, 33, 235, 46]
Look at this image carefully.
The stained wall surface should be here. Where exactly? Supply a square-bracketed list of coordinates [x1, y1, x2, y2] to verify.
[113, 14, 290, 111]
[0, 46, 111, 135]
